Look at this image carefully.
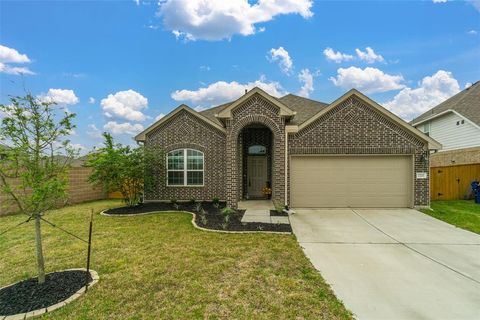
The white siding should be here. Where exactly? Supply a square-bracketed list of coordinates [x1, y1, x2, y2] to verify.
[417, 112, 480, 151]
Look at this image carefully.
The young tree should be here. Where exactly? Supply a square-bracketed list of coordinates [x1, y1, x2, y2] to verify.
[88, 133, 161, 207]
[0, 93, 77, 284]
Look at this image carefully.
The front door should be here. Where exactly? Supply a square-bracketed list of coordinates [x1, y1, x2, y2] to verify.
[247, 156, 267, 198]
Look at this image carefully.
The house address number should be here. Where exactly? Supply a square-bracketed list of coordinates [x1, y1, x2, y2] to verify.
[416, 172, 428, 179]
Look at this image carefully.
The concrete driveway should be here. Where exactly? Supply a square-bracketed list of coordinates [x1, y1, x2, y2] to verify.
[290, 208, 480, 320]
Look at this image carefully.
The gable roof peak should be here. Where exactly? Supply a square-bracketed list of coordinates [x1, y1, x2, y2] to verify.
[298, 88, 441, 150]
[216, 86, 295, 119]
[134, 103, 226, 142]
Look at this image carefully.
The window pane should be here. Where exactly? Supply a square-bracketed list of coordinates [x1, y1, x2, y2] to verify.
[168, 150, 184, 170]
[248, 145, 266, 155]
[168, 171, 184, 185]
[187, 150, 203, 170]
[187, 171, 203, 185]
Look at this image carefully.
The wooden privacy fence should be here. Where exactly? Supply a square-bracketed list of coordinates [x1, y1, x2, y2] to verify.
[430, 164, 480, 200]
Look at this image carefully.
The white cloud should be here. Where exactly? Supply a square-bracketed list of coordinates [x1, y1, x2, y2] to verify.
[88, 97, 96, 104]
[71, 143, 87, 152]
[0, 45, 31, 63]
[297, 69, 314, 98]
[384, 70, 460, 120]
[355, 47, 384, 63]
[432, 0, 447, 3]
[155, 113, 165, 121]
[268, 46, 293, 74]
[0, 45, 34, 75]
[157, 0, 313, 41]
[104, 121, 144, 135]
[323, 47, 354, 63]
[39, 89, 79, 105]
[468, 30, 478, 35]
[0, 62, 35, 75]
[199, 65, 211, 71]
[329, 66, 405, 94]
[87, 124, 102, 139]
[101, 89, 148, 121]
[171, 76, 286, 108]
[465, 82, 472, 88]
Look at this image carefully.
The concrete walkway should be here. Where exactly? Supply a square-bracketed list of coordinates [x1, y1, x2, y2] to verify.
[238, 200, 289, 224]
[290, 208, 480, 320]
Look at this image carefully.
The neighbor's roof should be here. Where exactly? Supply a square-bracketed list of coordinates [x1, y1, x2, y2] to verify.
[411, 81, 480, 127]
[199, 93, 328, 126]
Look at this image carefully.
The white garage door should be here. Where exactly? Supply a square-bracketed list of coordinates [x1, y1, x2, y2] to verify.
[290, 155, 413, 208]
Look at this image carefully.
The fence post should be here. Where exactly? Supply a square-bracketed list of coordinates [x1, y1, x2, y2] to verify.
[85, 209, 93, 292]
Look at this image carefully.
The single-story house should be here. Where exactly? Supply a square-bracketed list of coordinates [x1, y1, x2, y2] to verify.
[135, 88, 441, 209]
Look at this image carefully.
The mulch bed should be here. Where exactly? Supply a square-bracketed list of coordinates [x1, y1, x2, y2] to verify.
[103, 202, 292, 233]
[270, 209, 288, 217]
[0, 270, 92, 316]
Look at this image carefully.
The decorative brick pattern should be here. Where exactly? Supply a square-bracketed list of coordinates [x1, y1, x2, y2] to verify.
[288, 96, 430, 206]
[226, 94, 286, 208]
[145, 109, 227, 201]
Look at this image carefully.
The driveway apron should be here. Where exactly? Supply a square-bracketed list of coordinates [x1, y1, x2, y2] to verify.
[290, 208, 480, 320]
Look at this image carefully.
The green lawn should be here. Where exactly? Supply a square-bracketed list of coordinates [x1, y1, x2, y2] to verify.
[0, 200, 351, 319]
[422, 200, 480, 234]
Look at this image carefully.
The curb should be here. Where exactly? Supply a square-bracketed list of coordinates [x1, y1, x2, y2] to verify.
[100, 208, 292, 235]
[1, 268, 99, 320]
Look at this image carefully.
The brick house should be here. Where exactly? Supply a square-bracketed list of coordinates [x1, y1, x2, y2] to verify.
[135, 87, 440, 209]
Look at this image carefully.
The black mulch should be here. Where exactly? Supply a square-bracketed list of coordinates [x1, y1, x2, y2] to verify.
[0, 270, 92, 316]
[103, 201, 292, 233]
[270, 209, 288, 217]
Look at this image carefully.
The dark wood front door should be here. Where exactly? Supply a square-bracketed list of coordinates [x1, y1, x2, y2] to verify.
[247, 156, 267, 198]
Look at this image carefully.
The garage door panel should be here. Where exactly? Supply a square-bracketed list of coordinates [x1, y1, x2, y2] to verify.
[291, 156, 412, 208]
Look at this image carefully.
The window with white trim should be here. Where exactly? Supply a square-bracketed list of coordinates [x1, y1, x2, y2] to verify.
[167, 149, 204, 186]
[422, 122, 431, 136]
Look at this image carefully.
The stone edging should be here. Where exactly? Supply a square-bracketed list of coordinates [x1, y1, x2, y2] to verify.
[1, 268, 99, 320]
[100, 208, 292, 235]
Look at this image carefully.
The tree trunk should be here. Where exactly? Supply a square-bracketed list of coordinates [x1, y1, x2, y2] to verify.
[34, 213, 46, 284]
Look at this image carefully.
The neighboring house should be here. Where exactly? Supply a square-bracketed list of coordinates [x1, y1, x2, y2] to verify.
[412, 81, 480, 152]
[135, 88, 440, 209]
[412, 81, 480, 200]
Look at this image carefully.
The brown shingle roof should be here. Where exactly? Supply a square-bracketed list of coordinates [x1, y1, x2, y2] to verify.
[199, 93, 328, 126]
[278, 94, 329, 125]
[411, 81, 480, 126]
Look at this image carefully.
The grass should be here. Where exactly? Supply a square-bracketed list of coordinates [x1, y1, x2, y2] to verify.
[0, 200, 351, 319]
[421, 200, 480, 234]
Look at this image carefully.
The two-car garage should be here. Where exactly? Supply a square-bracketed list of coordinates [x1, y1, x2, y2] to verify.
[290, 155, 413, 208]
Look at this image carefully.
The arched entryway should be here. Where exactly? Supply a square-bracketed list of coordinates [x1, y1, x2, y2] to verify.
[226, 113, 286, 208]
[239, 124, 273, 200]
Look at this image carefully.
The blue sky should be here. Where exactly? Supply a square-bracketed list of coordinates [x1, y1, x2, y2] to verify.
[1, 0, 479, 151]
